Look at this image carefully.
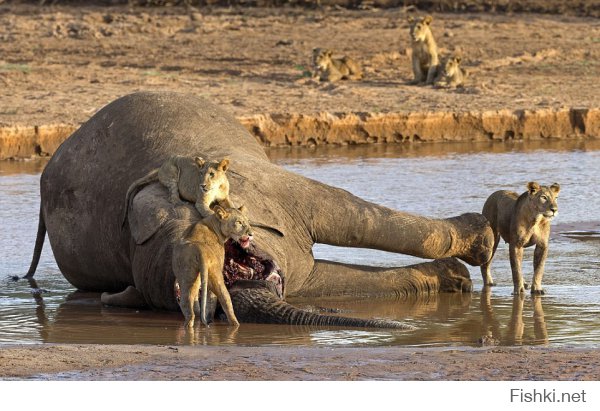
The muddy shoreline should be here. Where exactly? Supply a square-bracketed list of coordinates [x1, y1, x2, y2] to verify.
[0, 344, 598, 380]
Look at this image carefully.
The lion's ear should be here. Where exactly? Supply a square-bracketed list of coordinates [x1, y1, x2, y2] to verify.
[550, 183, 561, 195]
[455, 56, 462, 64]
[218, 158, 230, 172]
[326, 50, 333, 57]
[214, 205, 229, 220]
[423, 15, 433, 25]
[194, 157, 205, 167]
[527, 181, 541, 194]
[238, 205, 248, 215]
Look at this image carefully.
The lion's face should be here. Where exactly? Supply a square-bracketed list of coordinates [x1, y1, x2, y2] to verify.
[313, 48, 332, 70]
[442, 57, 461, 77]
[408, 16, 432, 42]
[215, 205, 254, 249]
[528, 182, 560, 219]
[200, 158, 229, 194]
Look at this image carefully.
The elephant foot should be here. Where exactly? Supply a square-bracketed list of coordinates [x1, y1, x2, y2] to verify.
[446, 213, 495, 266]
[101, 285, 147, 308]
[433, 258, 473, 293]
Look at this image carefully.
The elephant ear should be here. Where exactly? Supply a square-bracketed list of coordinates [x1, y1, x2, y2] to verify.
[128, 184, 174, 245]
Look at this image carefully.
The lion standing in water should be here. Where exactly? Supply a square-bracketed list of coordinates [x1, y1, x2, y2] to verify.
[480, 182, 560, 295]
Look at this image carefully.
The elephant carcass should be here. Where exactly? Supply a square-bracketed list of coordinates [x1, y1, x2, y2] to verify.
[26, 91, 494, 326]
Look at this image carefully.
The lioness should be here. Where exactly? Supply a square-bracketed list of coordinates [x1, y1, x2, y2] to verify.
[435, 55, 468, 88]
[312, 48, 363, 82]
[480, 182, 560, 295]
[122, 155, 234, 225]
[407, 15, 439, 84]
[173, 205, 253, 328]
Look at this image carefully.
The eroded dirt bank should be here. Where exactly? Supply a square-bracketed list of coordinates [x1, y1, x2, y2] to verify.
[1, 4, 599, 158]
[1, 107, 598, 159]
[1, 344, 599, 380]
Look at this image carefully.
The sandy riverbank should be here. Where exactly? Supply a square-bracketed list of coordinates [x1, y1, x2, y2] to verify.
[1, 344, 599, 380]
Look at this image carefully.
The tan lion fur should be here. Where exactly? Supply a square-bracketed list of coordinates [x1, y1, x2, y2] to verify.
[407, 15, 440, 84]
[122, 155, 234, 225]
[481, 182, 560, 294]
[312, 48, 363, 82]
[172, 205, 253, 328]
[435, 55, 468, 88]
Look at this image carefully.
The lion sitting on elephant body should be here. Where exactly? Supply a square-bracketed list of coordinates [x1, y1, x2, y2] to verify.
[123, 155, 234, 225]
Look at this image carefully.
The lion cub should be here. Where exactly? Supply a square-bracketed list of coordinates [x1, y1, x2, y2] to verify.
[312, 48, 363, 82]
[407, 15, 439, 84]
[480, 182, 560, 295]
[173, 205, 253, 328]
[123, 155, 234, 225]
[435, 55, 468, 88]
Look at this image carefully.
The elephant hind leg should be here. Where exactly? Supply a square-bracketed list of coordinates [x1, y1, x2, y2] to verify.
[101, 286, 147, 308]
[292, 258, 472, 299]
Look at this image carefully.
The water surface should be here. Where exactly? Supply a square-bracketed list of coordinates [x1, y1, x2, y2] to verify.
[1, 140, 599, 347]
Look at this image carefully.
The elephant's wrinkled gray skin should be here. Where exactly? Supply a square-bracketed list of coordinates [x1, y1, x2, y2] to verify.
[26, 92, 493, 327]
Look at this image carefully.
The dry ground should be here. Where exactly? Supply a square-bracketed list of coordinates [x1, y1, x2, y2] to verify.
[1, 4, 599, 127]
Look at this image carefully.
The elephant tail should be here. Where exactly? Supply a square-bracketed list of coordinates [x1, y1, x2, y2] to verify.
[25, 203, 46, 278]
[230, 284, 414, 330]
[121, 168, 159, 228]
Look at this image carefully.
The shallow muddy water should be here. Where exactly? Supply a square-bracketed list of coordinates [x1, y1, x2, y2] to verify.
[1, 140, 599, 347]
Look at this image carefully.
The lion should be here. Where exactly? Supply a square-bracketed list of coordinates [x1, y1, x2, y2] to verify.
[407, 15, 439, 84]
[312, 48, 363, 82]
[480, 182, 560, 295]
[435, 55, 468, 88]
[172, 205, 253, 328]
[122, 155, 234, 225]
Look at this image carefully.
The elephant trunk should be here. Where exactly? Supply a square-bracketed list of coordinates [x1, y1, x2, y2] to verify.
[229, 283, 413, 330]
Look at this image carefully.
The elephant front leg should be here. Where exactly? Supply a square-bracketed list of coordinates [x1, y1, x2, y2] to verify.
[531, 243, 548, 295]
[509, 244, 525, 294]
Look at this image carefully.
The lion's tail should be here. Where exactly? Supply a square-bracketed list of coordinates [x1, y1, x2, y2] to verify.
[121, 169, 159, 228]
